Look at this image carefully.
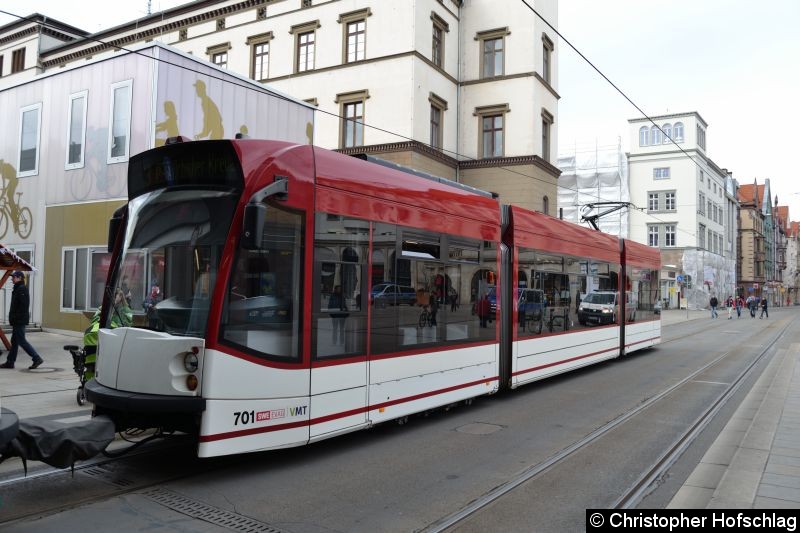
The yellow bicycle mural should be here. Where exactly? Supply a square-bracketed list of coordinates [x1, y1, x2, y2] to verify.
[0, 160, 33, 240]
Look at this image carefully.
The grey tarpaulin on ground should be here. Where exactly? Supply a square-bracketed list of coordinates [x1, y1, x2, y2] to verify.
[0, 415, 114, 471]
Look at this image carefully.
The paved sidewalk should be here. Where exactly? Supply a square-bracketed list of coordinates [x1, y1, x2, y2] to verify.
[668, 333, 800, 508]
[0, 330, 87, 421]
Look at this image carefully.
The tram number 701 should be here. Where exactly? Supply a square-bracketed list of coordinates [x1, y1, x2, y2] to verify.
[233, 410, 256, 426]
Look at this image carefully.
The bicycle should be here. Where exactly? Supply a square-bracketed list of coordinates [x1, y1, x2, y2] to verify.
[418, 305, 433, 327]
[0, 191, 33, 239]
[522, 310, 543, 334]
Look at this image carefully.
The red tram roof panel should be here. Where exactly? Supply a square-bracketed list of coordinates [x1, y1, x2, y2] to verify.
[623, 239, 661, 269]
[312, 147, 501, 228]
[509, 206, 620, 263]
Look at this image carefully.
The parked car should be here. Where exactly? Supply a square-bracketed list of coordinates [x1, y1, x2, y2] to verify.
[370, 284, 417, 307]
[578, 291, 618, 325]
[486, 287, 545, 318]
[578, 291, 637, 325]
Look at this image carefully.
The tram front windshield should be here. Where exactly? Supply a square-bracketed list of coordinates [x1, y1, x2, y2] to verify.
[106, 189, 238, 336]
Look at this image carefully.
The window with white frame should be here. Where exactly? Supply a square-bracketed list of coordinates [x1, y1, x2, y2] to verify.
[665, 192, 675, 210]
[673, 122, 684, 141]
[18, 102, 42, 177]
[345, 19, 366, 63]
[297, 30, 316, 72]
[648, 193, 659, 211]
[639, 126, 649, 146]
[653, 167, 670, 179]
[650, 125, 661, 145]
[708, 200, 712, 218]
[648, 226, 659, 247]
[65, 90, 88, 169]
[699, 193, 705, 215]
[662, 123, 672, 143]
[108, 79, 132, 163]
[247, 33, 273, 81]
[665, 225, 676, 246]
[61, 247, 112, 311]
[699, 170, 704, 183]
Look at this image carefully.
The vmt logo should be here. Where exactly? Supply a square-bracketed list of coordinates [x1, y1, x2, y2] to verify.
[289, 406, 307, 416]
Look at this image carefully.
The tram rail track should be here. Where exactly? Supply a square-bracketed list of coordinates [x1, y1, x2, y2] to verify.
[422, 315, 795, 532]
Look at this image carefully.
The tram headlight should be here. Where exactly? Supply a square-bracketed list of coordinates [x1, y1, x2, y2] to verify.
[186, 374, 198, 391]
[184, 352, 199, 373]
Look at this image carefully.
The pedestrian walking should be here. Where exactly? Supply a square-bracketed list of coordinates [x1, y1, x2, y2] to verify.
[747, 295, 756, 318]
[736, 296, 744, 318]
[709, 295, 718, 318]
[477, 292, 490, 328]
[760, 296, 769, 319]
[726, 296, 733, 319]
[0, 271, 43, 369]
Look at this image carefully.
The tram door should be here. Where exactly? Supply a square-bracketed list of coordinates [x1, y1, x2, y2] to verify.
[309, 220, 369, 439]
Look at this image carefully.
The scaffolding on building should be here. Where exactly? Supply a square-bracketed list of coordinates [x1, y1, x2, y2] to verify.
[557, 139, 630, 238]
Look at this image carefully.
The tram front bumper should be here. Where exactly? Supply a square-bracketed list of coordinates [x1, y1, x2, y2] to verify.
[86, 379, 205, 413]
[86, 379, 205, 433]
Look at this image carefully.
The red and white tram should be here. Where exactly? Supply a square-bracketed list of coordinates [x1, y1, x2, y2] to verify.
[86, 139, 660, 458]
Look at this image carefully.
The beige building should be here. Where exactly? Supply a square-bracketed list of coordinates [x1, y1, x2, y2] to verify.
[737, 182, 766, 300]
[2, 0, 560, 213]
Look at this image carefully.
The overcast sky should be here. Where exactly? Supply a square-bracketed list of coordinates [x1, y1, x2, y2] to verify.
[558, 0, 800, 220]
[3, 0, 800, 220]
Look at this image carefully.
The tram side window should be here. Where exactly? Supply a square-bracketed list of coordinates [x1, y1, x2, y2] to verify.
[312, 214, 369, 359]
[626, 266, 658, 323]
[221, 204, 304, 361]
[370, 228, 493, 356]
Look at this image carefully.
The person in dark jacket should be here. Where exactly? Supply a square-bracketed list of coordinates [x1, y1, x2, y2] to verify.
[0, 271, 43, 369]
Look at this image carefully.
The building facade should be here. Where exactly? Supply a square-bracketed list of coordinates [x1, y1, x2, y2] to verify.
[786, 221, 800, 305]
[4, 0, 561, 213]
[737, 181, 766, 301]
[627, 112, 737, 309]
[774, 202, 789, 306]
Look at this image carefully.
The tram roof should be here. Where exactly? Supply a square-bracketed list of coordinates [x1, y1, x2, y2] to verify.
[623, 239, 661, 269]
[311, 145, 501, 226]
[508, 206, 621, 264]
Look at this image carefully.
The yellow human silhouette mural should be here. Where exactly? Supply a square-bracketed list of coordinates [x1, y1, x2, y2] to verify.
[306, 122, 314, 144]
[193, 80, 224, 140]
[155, 101, 180, 147]
[0, 160, 33, 239]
